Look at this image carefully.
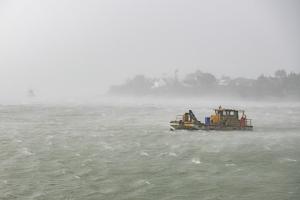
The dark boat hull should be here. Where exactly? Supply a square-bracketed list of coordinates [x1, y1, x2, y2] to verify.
[170, 121, 253, 131]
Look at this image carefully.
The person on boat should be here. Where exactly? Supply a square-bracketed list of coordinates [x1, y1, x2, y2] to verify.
[240, 113, 246, 128]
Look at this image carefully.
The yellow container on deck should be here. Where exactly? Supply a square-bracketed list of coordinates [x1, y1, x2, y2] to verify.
[211, 114, 220, 124]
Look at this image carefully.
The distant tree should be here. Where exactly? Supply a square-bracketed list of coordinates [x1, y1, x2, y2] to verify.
[284, 72, 300, 97]
[109, 75, 153, 95]
[183, 70, 217, 89]
[274, 70, 287, 79]
[108, 69, 300, 100]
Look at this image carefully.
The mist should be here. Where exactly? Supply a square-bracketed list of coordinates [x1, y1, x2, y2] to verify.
[0, 0, 299, 103]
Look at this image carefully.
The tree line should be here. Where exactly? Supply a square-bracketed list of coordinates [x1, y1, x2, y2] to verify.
[108, 70, 300, 100]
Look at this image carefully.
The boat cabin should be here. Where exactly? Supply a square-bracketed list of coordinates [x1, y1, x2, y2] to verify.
[214, 108, 239, 119]
[210, 107, 247, 127]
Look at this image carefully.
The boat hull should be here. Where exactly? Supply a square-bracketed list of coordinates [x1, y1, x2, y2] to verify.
[170, 121, 253, 131]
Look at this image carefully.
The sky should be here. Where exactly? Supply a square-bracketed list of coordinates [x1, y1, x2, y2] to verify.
[0, 0, 299, 101]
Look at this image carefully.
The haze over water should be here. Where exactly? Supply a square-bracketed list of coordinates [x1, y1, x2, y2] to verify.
[1, 0, 299, 100]
[1, 101, 300, 200]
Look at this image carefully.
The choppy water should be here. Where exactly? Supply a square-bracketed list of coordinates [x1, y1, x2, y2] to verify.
[1, 103, 300, 200]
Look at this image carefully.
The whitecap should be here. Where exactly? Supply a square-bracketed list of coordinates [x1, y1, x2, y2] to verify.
[21, 148, 33, 156]
[284, 158, 297, 162]
[74, 175, 80, 179]
[145, 181, 151, 185]
[140, 151, 149, 156]
[133, 179, 151, 187]
[168, 152, 177, 157]
[225, 163, 236, 167]
[278, 158, 297, 163]
[46, 135, 54, 140]
[192, 158, 201, 164]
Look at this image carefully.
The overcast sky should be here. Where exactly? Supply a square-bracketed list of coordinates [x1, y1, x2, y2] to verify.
[0, 0, 299, 100]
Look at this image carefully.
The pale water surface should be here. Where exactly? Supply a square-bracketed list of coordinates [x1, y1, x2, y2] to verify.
[0, 103, 300, 200]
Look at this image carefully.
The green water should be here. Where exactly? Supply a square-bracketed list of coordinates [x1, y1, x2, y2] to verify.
[0, 104, 300, 199]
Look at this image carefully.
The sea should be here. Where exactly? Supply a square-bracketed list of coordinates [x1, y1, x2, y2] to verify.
[0, 100, 300, 200]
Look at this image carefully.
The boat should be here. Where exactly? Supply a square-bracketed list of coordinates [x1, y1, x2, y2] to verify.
[170, 106, 253, 131]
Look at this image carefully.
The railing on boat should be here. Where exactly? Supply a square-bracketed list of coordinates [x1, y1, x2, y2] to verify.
[176, 115, 183, 121]
[246, 119, 252, 126]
